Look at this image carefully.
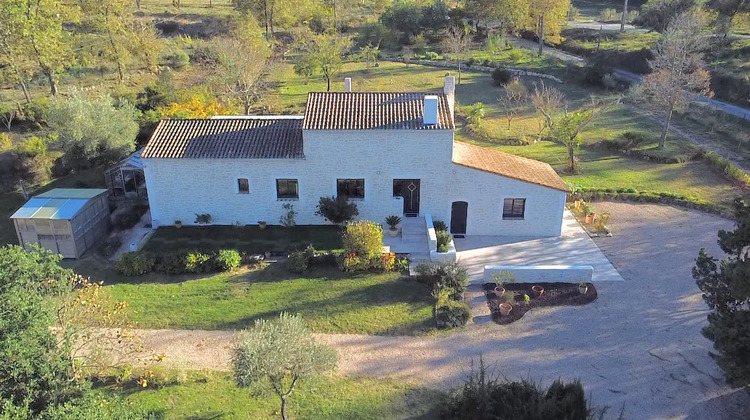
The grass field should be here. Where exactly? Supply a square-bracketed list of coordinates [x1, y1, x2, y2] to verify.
[108, 371, 443, 420]
[105, 264, 435, 335]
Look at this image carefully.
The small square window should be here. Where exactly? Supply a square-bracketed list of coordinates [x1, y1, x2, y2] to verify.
[238, 178, 249, 194]
[503, 198, 526, 220]
[337, 179, 365, 199]
[276, 179, 299, 199]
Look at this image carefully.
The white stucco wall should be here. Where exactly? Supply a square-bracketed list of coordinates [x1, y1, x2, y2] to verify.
[143, 129, 567, 237]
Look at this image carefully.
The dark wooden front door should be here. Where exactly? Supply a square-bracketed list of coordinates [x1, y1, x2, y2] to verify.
[393, 179, 420, 216]
[450, 201, 468, 235]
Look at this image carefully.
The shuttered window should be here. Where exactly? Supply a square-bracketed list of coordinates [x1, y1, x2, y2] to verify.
[502, 198, 526, 220]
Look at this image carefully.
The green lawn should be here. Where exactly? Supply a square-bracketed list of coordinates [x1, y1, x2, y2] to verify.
[106, 264, 435, 335]
[142, 225, 343, 254]
[108, 371, 444, 420]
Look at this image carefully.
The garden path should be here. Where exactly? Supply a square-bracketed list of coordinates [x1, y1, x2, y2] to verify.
[135, 203, 749, 419]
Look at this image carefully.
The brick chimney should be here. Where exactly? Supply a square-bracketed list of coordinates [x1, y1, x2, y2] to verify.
[344, 78, 352, 92]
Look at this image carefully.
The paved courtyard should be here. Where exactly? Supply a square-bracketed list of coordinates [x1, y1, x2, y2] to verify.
[138, 203, 750, 419]
[455, 208, 624, 283]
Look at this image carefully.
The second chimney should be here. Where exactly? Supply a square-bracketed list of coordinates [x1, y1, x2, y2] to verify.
[423, 95, 439, 125]
[344, 78, 352, 92]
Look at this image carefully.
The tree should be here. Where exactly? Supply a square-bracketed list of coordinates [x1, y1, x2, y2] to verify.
[464, 0, 530, 34]
[357, 43, 380, 69]
[528, 0, 570, 56]
[232, 0, 311, 39]
[47, 90, 138, 167]
[693, 198, 750, 388]
[211, 29, 272, 114]
[19, 0, 76, 95]
[232, 313, 337, 420]
[498, 78, 528, 130]
[639, 12, 711, 148]
[316, 195, 359, 225]
[294, 31, 351, 91]
[708, 0, 750, 35]
[157, 97, 231, 119]
[634, 0, 701, 32]
[443, 22, 472, 85]
[0, 0, 33, 102]
[621, 0, 630, 32]
[533, 83, 615, 173]
[79, 0, 132, 83]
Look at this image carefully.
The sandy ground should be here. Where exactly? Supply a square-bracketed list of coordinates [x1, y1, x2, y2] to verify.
[137, 203, 750, 420]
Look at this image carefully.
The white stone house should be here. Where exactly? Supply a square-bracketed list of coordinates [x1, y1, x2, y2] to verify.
[142, 77, 570, 237]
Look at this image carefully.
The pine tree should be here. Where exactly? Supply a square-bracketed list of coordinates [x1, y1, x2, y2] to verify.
[693, 198, 750, 388]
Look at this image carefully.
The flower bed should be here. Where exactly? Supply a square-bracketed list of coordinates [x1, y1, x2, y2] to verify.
[483, 282, 597, 325]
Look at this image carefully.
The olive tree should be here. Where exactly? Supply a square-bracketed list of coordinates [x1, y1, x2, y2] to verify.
[232, 313, 337, 420]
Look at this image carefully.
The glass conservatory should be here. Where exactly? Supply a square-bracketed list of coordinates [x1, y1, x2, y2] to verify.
[105, 149, 147, 201]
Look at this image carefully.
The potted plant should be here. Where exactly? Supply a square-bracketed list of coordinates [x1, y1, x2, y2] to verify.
[578, 282, 588, 295]
[385, 215, 401, 237]
[499, 302, 513, 316]
[493, 285, 506, 297]
[174, 220, 182, 229]
[531, 285, 544, 298]
[492, 271, 515, 297]
[258, 221, 267, 230]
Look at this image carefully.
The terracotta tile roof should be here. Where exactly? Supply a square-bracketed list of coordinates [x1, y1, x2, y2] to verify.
[142, 117, 304, 159]
[452, 142, 571, 192]
[303, 92, 454, 130]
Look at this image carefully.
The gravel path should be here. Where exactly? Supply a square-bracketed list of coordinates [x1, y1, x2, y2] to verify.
[137, 203, 750, 419]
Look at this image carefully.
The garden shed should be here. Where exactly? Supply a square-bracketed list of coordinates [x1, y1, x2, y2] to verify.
[11, 188, 110, 258]
[105, 148, 147, 201]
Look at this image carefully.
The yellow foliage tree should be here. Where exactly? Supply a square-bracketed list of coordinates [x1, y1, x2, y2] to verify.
[156, 97, 231, 119]
[528, 0, 570, 55]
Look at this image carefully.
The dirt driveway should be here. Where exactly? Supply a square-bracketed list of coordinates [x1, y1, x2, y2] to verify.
[139, 203, 749, 419]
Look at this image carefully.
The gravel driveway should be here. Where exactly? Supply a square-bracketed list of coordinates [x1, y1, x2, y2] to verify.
[138, 203, 749, 419]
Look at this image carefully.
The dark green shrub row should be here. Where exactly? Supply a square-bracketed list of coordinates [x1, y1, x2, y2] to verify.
[702, 152, 750, 189]
[116, 249, 243, 276]
[442, 359, 590, 419]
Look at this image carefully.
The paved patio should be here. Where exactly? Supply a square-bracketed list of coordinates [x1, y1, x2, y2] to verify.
[455, 209, 624, 283]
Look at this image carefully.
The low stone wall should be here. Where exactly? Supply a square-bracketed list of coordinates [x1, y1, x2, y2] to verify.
[424, 213, 438, 252]
[430, 239, 457, 263]
[383, 58, 564, 84]
[483, 265, 594, 283]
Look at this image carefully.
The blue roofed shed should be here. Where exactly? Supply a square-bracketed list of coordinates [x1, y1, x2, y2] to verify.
[11, 188, 110, 258]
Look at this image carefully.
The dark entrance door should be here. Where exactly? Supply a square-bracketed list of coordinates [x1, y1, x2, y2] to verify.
[450, 201, 468, 235]
[393, 179, 420, 216]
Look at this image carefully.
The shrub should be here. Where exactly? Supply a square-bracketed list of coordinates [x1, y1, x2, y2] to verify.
[433, 220, 447, 231]
[371, 252, 396, 271]
[492, 66, 512, 86]
[436, 230, 452, 253]
[0, 132, 11, 151]
[165, 49, 190, 69]
[316, 196, 359, 225]
[115, 251, 154, 276]
[279, 203, 297, 227]
[394, 256, 410, 272]
[355, 22, 397, 50]
[342, 220, 383, 259]
[154, 252, 189, 275]
[216, 249, 241, 271]
[434, 299, 470, 329]
[703, 151, 750, 188]
[97, 238, 121, 257]
[185, 252, 212, 273]
[303, 244, 316, 260]
[287, 251, 309, 273]
[634, 0, 699, 32]
[338, 252, 370, 272]
[434, 261, 469, 299]
[194, 213, 212, 224]
[599, 8, 619, 22]
[442, 359, 590, 419]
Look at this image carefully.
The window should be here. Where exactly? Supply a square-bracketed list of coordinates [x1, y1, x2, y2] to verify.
[276, 179, 299, 199]
[238, 178, 249, 194]
[337, 179, 365, 199]
[503, 198, 526, 220]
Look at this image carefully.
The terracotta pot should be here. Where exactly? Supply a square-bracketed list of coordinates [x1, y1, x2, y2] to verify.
[584, 214, 594, 224]
[578, 284, 588, 295]
[493, 286, 505, 297]
[531, 285, 544, 298]
[499, 303, 513, 316]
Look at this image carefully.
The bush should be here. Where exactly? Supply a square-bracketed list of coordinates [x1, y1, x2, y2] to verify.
[0, 132, 11, 152]
[433, 220, 447, 231]
[287, 251, 309, 273]
[442, 359, 590, 420]
[356, 22, 397, 50]
[194, 213, 212, 224]
[316, 196, 359, 225]
[634, 0, 699, 32]
[116, 251, 154, 276]
[338, 252, 370, 272]
[342, 220, 383, 259]
[703, 151, 750, 188]
[185, 252, 212, 273]
[215, 249, 241, 271]
[97, 238, 122, 257]
[371, 252, 396, 271]
[435, 261, 469, 299]
[492, 66, 512, 86]
[599, 8, 619, 22]
[154, 252, 189, 275]
[436, 230, 452, 253]
[165, 49, 190, 69]
[434, 299, 470, 329]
